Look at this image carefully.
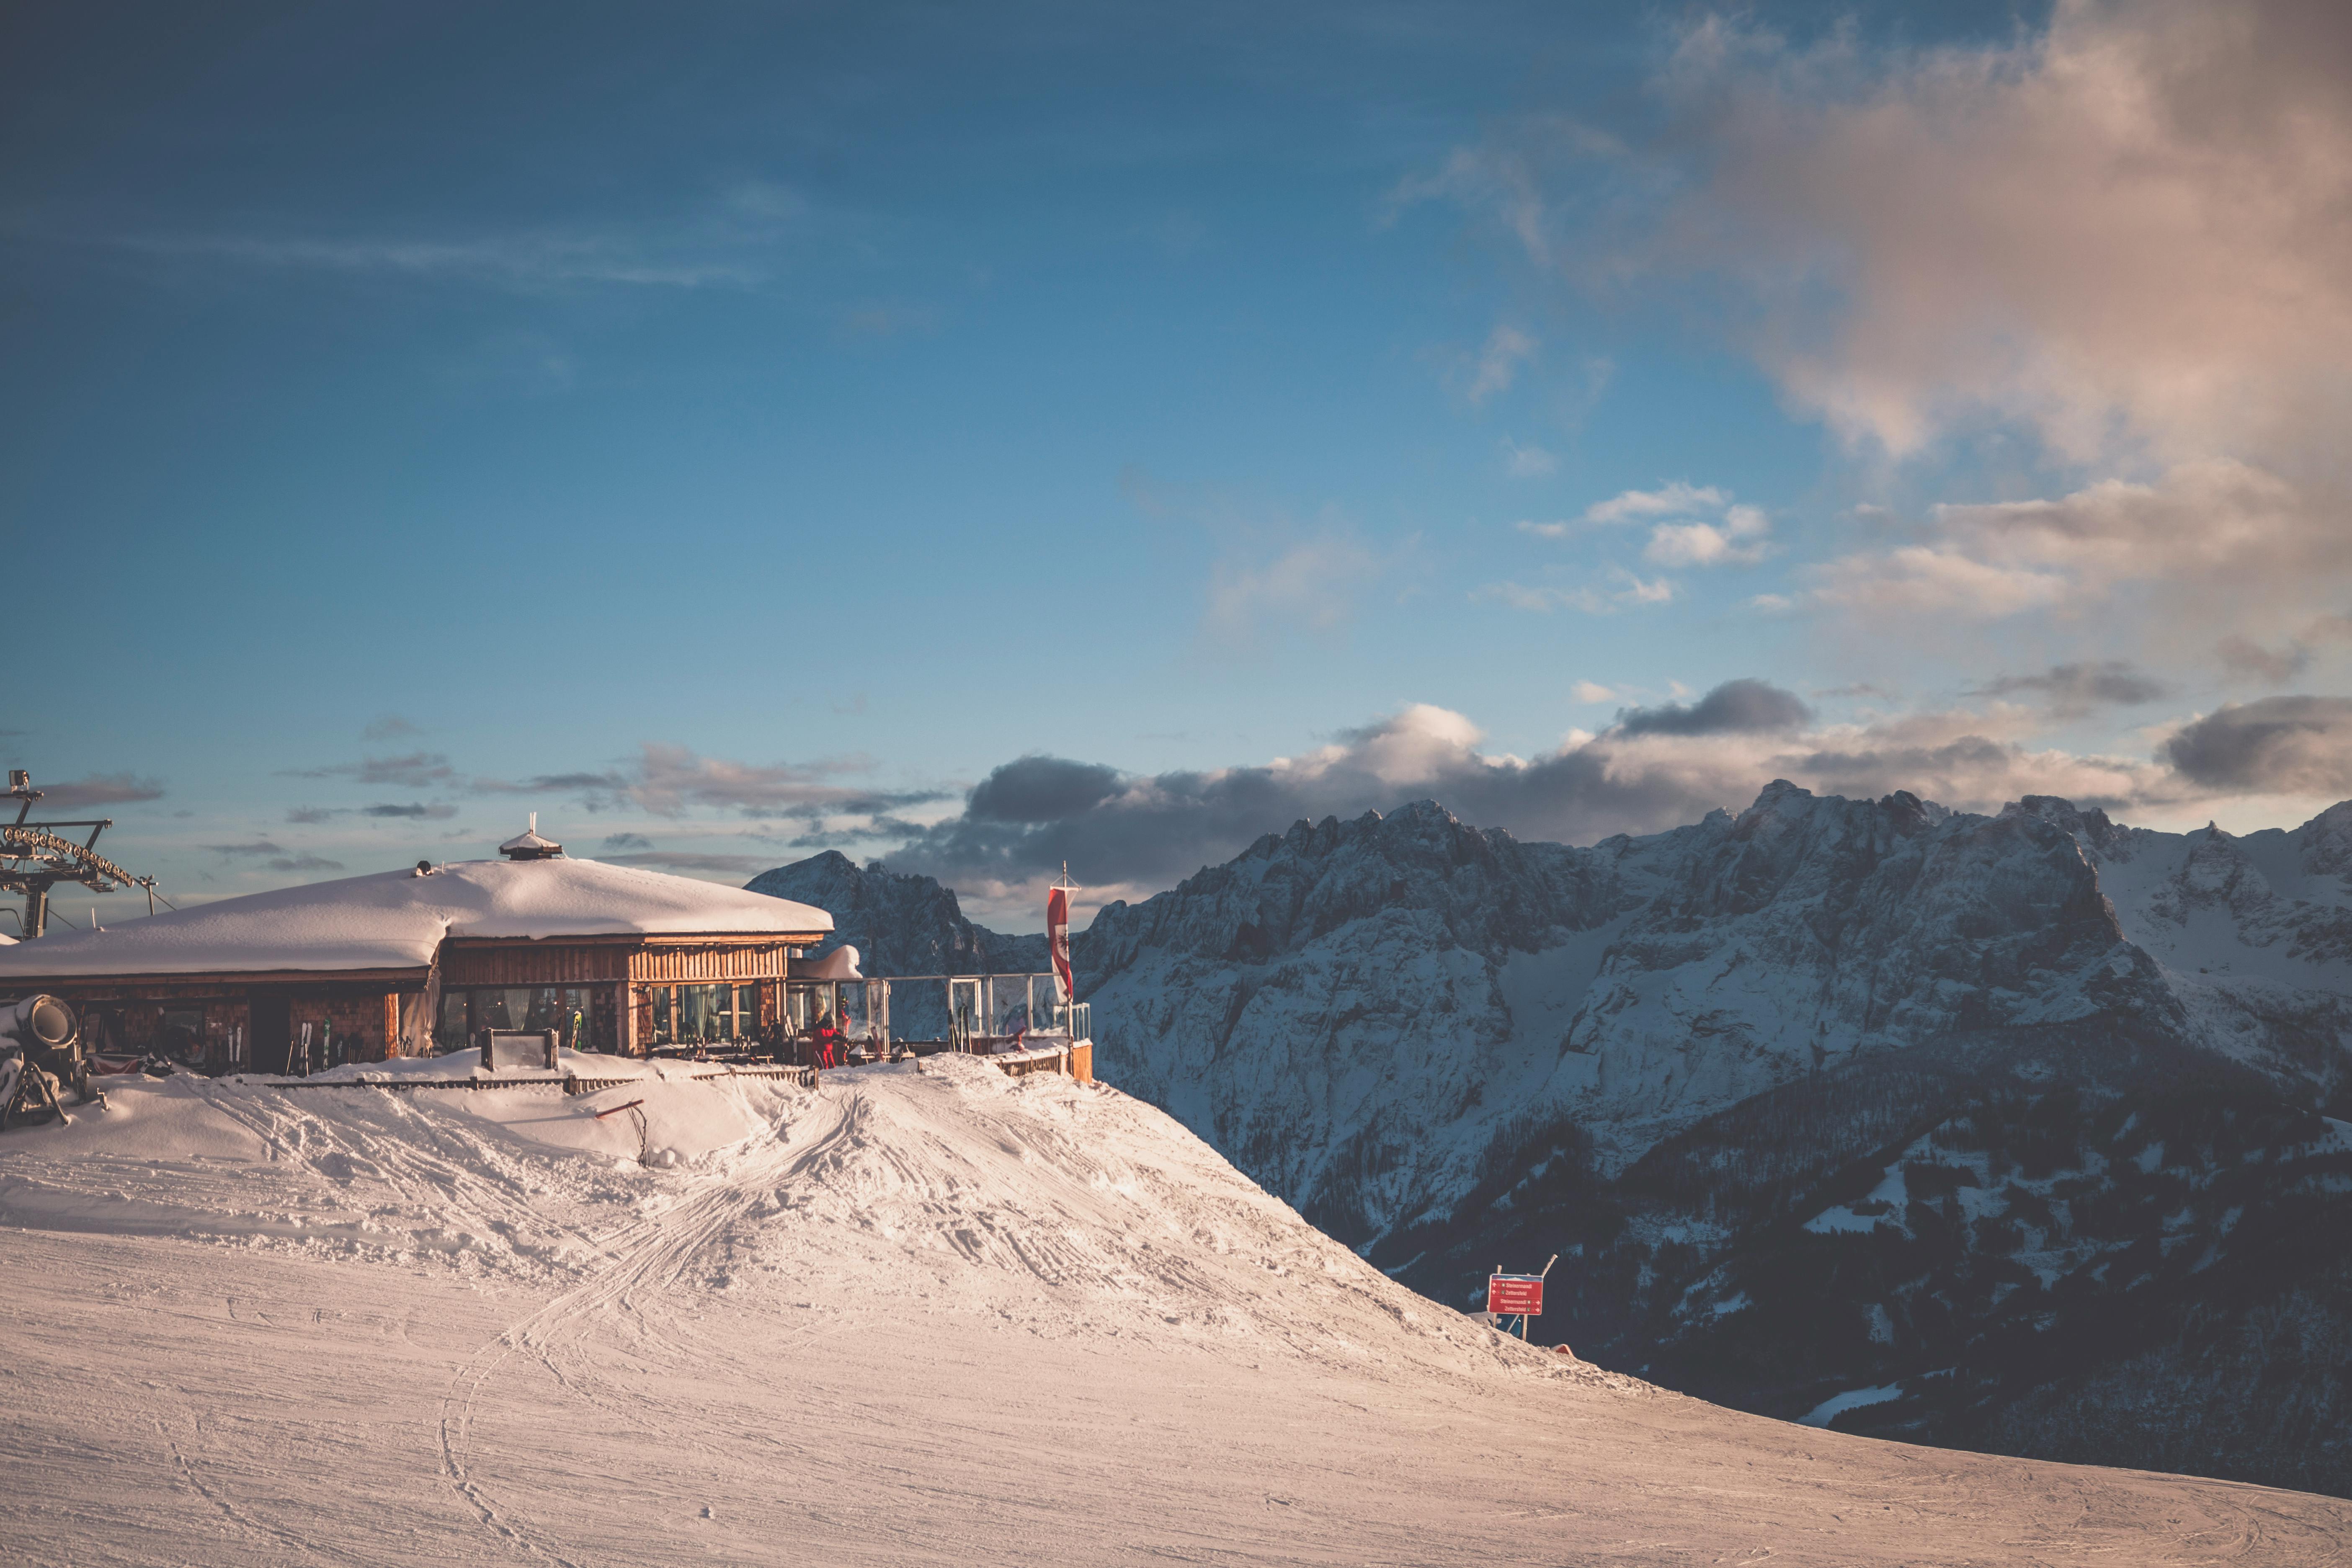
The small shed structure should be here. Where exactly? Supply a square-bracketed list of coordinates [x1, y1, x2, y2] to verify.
[0, 842, 831, 1072]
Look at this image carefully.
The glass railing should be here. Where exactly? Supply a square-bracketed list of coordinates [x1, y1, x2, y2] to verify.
[864, 974, 1089, 1047]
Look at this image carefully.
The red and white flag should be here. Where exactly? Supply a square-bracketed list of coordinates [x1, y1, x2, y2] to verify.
[1047, 885, 1073, 1006]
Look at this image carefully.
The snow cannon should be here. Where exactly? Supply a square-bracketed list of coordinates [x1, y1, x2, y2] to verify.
[1, 993, 102, 1129]
[5, 995, 80, 1055]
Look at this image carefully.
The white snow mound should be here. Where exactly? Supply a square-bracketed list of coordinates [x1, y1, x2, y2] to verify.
[3, 1060, 2345, 1564]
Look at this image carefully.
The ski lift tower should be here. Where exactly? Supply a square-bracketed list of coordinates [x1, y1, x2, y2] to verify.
[0, 771, 161, 939]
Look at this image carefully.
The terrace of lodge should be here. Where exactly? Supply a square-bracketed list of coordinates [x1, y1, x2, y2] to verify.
[0, 823, 1091, 1081]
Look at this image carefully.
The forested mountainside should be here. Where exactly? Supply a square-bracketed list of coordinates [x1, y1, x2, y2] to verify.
[748, 786, 2352, 1497]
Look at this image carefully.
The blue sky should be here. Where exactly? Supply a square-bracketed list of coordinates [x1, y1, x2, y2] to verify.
[11, 1, 2352, 931]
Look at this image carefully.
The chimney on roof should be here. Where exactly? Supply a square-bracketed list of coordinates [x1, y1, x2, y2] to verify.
[500, 812, 565, 861]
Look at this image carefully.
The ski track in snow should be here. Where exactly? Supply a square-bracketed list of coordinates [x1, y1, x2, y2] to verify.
[433, 1088, 858, 1566]
[1, 1059, 2347, 1565]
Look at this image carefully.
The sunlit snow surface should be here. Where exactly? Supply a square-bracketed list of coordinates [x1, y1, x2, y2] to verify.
[4, 1061, 2347, 1565]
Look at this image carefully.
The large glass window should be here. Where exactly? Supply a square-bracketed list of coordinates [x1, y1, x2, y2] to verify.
[644, 983, 760, 1047]
[783, 982, 866, 1037]
[435, 988, 615, 1052]
[161, 1007, 206, 1056]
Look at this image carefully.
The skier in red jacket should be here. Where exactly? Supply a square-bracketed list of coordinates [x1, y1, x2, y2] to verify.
[810, 1011, 842, 1070]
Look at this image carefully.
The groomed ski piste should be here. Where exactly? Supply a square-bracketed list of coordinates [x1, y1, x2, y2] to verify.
[3, 1057, 2346, 1565]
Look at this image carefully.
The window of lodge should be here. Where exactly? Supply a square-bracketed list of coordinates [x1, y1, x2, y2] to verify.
[783, 981, 864, 1037]
[645, 983, 760, 1047]
[434, 987, 616, 1052]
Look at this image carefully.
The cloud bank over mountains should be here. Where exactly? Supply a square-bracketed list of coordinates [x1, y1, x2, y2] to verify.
[877, 679, 2352, 923]
[137, 672, 2352, 930]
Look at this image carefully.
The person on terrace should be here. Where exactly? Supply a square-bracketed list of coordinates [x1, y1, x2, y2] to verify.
[811, 1009, 841, 1070]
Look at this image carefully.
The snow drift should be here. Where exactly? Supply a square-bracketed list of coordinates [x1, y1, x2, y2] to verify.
[7, 1060, 2343, 1563]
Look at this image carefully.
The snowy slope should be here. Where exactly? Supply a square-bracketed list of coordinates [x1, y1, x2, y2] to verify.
[4, 1061, 2344, 1565]
[2007, 795, 2352, 1083]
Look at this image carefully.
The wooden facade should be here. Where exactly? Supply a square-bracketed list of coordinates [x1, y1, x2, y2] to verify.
[9, 925, 826, 1071]
[3, 974, 419, 1075]
[434, 935, 803, 988]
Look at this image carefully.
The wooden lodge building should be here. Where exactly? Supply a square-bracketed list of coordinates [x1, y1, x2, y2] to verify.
[0, 824, 839, 1073]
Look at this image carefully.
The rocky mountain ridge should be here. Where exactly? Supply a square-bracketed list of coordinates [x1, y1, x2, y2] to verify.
[745, 784, 2352, 1496]
[746, 851, 1046, 977]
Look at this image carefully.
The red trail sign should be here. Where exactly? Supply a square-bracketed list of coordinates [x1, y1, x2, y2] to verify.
[1487, 1274, 1544, 1316]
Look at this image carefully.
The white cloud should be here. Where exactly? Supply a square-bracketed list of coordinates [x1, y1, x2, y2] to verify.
[1483, 582, 1574, 612]
[1644, 502, 1771, 567]
[1805, 546, 2070, 619]
[1635, 3, 2352, 470]
[1581, 481, 1730, 527]
[1501, 437, 1558, 477]
[119, 230, 764, 291]
[1463, 324, 1538, 404]
[1933, 459, 2343, 598]
[1798, 458, 2350, 633]
[1618, 573, 1675, 605]
[1481, 569, 1675, 614]
[1571, 680, 1617, 702]
[1404, 3, 2352, 676]
[1534, 480, 1772, 572]
[1207, 532, 1387, 638]
[88, 181, 829, 295]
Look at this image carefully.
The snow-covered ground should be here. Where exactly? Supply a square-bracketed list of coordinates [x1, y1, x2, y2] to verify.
[3, 1060, 2345, 1565]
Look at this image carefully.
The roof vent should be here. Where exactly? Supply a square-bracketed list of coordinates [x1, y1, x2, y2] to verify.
[499, 812, 565, 861]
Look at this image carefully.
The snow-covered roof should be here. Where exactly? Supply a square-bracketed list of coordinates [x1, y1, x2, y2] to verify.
[499, 826, 563, 859]
[0, 858, 833, 979]
[791, 944, 863, 981]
